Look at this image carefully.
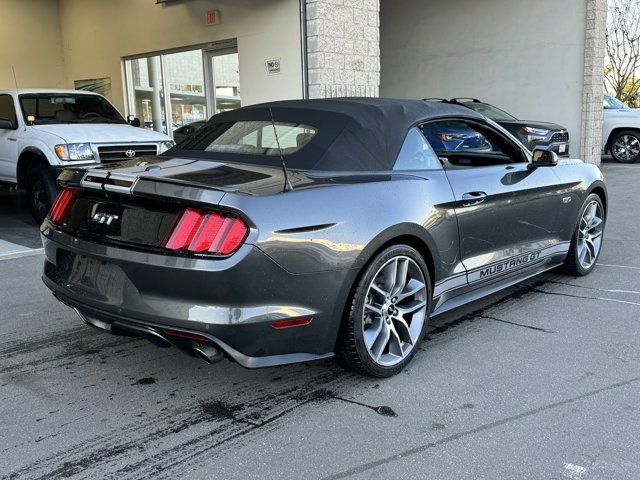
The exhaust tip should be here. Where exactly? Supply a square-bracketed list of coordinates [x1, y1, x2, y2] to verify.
[75, 308, 111, 332]
[193, 343, 224, 365]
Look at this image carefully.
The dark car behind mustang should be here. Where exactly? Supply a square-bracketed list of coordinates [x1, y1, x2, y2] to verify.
[41, 98, 606, 377]
[426, 98, 571, 156]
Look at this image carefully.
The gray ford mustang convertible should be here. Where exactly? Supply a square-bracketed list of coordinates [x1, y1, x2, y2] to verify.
[41, 98, 607, 377]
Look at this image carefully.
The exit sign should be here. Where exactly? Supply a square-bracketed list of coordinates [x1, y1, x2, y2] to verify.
[205, 10, 220, 26]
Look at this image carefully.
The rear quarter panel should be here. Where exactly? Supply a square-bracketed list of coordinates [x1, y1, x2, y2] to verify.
[219, 171, 462, 285]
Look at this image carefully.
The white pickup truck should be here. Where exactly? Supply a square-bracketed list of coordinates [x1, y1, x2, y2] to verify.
[0, 89, 173, 222]
[603, 93, 640, 163]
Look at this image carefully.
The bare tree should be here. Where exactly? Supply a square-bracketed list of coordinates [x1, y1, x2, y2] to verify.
[605, 0, 640, 105]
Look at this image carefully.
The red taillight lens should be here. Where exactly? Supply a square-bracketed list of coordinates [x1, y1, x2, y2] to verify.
[48, 188, 77, 225]
[163, 208, 248, 255]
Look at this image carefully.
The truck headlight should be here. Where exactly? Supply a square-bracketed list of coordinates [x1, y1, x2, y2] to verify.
[54, 143, 94, 161]
[522, 127, 550, 136]
[158, 141, 175, 154]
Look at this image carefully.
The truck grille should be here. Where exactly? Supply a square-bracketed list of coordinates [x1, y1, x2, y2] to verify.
[97, 144, 158, 161]
[551, 131, 569, 143]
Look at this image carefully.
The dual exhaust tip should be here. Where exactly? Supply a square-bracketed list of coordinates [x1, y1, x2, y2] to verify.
[75, 308, 224, 365]
[192, 343, 225, 364]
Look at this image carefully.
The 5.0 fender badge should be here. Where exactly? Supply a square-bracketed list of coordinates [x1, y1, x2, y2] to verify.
[562, 197, 572, 204]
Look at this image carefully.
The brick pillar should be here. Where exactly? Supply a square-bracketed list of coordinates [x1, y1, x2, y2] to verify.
[581, 0, 607, 165]
[306, 0, 380, 99]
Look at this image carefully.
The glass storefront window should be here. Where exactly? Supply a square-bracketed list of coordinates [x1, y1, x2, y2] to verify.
[124, 44, 241, 138]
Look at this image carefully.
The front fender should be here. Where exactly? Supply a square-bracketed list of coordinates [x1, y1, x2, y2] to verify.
[18, 130, 64, 166]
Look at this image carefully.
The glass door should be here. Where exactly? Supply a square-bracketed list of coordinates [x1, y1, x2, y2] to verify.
[204, 48, 241, 115]
[162, 50, 207, 132]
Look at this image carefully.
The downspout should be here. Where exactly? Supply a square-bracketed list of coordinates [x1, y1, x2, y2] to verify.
[299, 0, 309, 99]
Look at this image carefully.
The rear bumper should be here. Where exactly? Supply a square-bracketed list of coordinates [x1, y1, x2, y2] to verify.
[41, 226, 350, 367]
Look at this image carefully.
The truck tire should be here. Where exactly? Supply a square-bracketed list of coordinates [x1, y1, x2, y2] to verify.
[26, 166, 59, 224]
[610, 130, 640, 163]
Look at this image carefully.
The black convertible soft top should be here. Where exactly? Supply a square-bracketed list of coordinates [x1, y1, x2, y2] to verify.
[173, 98, 484, 172]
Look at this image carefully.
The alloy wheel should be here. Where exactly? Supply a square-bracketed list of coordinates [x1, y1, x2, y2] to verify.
[362, 256, 427, 367]
[577, 200, 604, 269]
[613, 134, 640, 162]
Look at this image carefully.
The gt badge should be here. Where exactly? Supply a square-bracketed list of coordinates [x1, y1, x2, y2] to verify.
[92, 212, 120, 226]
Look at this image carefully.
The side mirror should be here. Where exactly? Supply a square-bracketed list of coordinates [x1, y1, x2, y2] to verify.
[531, 148, 558, 167]
[127, 115, 141, 127]
[0, 118, 16, 130]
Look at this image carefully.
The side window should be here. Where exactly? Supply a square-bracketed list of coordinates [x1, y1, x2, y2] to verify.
[393, 127, 442, 171]
[0, 95, 17, 128]
[421, 120, 502, 154]
[420, 120, 526, 167]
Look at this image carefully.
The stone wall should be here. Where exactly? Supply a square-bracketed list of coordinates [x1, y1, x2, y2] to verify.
[306, 0, 380, 98]
[581, 0, 608, 165]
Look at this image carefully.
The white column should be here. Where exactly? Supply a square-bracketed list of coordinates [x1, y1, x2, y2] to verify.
[148, 56, 164, 133]
[580, 0, 607, 165]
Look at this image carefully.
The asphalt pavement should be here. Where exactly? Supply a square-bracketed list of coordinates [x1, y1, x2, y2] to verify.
[1, 162, 639, 479]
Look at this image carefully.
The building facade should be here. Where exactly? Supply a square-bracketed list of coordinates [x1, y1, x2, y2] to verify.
[0, 0, 607, 163]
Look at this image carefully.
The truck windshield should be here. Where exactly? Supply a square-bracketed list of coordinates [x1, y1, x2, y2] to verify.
[463, 102, 518, 122]
[19, 93, 126, 125]
[604, 94, 629, 110]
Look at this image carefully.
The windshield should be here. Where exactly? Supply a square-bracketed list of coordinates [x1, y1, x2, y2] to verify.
[463, 102, 518, 122]
[181, 121, 317, 156]
[19, 93, 126, 125]
[604, 94, 629, 110]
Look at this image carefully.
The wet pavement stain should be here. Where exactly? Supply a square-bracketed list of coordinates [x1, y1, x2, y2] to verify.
[373, 405, 397, 417]
[300, 388, 398, 417]
[200, 400, 244, 421]
[133, 377, 156, 386]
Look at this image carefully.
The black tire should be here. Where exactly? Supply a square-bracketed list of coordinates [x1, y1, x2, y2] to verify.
[610, 130, 640, 163]
[564, 193, 605, 276]
[336, 244, 431, 377]
[26, 166, 59, 224]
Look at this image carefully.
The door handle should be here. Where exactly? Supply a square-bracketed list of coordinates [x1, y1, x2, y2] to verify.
[461, 191, 487, 206]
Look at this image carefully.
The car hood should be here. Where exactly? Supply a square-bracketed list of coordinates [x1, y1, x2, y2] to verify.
[73, 156, 407, 197]
[31, 124, 172, 144]
[496, 120, 566, 131]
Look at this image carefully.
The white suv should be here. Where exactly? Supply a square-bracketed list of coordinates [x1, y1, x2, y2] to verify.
[603, 94, 640, 163]
[0, 89, 174, 222]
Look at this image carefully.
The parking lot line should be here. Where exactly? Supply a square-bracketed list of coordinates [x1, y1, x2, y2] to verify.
[597, 263, 640, 270]
[0, 239, 43, 261]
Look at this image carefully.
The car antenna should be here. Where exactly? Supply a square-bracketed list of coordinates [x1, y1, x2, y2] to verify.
[11, 67, 26, 130]
[268, 107, 293, 192]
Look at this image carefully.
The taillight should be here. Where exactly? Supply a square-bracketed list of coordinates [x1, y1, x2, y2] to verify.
[48, 188, 78, 225]
[163, 208, 248, 255]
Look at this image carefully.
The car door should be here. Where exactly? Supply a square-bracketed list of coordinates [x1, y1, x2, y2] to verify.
[421, 118, 565, 286]
[0, 94, 20, 181]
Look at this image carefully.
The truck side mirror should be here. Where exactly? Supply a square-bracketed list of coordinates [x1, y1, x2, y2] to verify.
[127, 115, 141, 127]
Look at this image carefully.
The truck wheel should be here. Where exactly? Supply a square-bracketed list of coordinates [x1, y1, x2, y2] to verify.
[610, 130, 640, 163]
[26, 166, 58, 224]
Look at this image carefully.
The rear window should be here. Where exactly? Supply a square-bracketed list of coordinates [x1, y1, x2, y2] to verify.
[181, 121, 317, 155]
